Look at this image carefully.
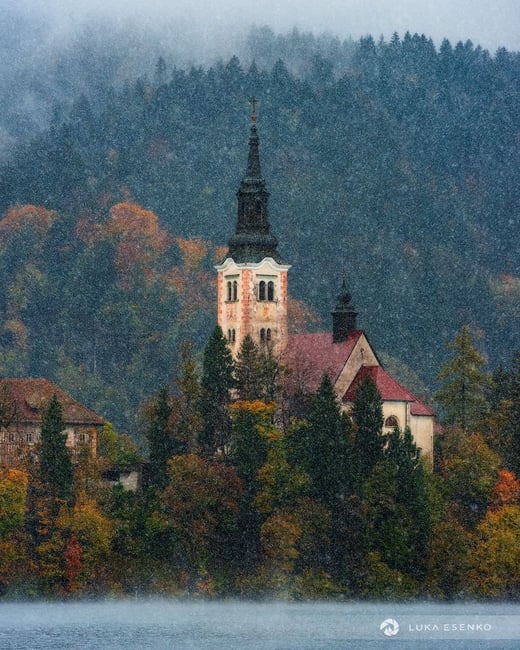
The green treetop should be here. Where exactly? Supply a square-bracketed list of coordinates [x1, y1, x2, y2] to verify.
[435, 325, 489, 432]
[39, 394, 73, 501]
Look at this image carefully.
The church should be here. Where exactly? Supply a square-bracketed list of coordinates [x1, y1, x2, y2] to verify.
[216, 104, 435, 458]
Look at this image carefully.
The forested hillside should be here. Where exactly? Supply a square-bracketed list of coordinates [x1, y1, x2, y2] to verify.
[0, 28, 519, 430]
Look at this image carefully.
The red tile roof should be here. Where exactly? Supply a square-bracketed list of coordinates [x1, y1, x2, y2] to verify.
[343, 366, 435, 416]
[0, 378, 105, 426]
[286, 331, 363, 393]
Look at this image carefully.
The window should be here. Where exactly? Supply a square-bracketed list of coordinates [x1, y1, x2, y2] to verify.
[266, 328, 272, 341]
[259, 281, 266, 301]
[8, 432, 15, 443]
[232, 329, 236, 343]
[267, 281, 275, 301]
[384, 416, 399, 428]
[78, 433, 87, 444]
[25, 432, 33, 443]
[260, 328, 266, 343]
[227, 281, 232, 302]
[233, 280, 238, 301]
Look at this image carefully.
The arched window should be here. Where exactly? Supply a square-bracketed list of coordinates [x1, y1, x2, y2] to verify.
[227, 281, 232, 302]
[232, 280, 238, 301]
[266, 328, 272, 341]
[231, 329, 236, 343]
[259, 281, 266, 301]
[260, 328, 266, 343]
[267, 281, 275, 301]
[384, 415, 399, 428]
[227, 329, 232, 342]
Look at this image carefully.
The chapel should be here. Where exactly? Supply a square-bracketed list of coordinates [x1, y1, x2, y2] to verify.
[216, 103, 435, 457]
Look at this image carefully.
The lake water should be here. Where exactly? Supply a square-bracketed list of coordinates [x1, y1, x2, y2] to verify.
[0, 599, 519, 649]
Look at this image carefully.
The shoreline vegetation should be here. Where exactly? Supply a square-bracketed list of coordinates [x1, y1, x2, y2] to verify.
[1, 326, 519, 602]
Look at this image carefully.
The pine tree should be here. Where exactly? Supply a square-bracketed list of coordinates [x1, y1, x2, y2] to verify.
[199, 325, 235, 457]
[234, 335, 261, 401]
[435, 325, 489, 432]
[169, 341, 203, 455]
[145, 387, 173, 490]
[39, 394, 73, 501]
[351, 375, 385, 488]
[304, 373, 352, 508]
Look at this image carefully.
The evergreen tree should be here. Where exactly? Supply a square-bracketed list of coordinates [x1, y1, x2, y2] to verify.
[303, 373, 352, 508]
[199, 325, 234, 457]
[169, 341, 203, 455]
[384, 426, 432, 576]
[351, 375, 385, 489]
[145, 387, 173, 490]
[435, 325, 489, 432]
[234, 335, 261, 401]
[39, 394, 73, 501]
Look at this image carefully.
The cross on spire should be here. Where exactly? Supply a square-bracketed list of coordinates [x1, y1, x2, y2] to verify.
[249, 96, 257, 121]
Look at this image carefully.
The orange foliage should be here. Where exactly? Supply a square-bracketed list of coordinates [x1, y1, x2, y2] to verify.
[0, 205, 57, 244]
[489, 469, 520, 510]
[105, 202, 171, 285]
[176, 237, 208, 270]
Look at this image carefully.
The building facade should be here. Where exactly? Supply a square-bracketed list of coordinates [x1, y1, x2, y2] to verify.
[0, 378, 104, 467]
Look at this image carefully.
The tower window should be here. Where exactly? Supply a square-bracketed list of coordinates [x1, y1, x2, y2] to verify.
[226, 280, 238, 302]
[232, 329, 236, 342]
[266, 328, 272, 341]
[267, 281, 275, 301]
[259, 281, 266, 301]
[260, 328, 265, 343]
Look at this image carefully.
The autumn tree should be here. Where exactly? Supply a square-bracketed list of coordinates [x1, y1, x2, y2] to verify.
[160, 454, 244, 583]
[435, 325, 489, 432]
[199, 325, 234, 457]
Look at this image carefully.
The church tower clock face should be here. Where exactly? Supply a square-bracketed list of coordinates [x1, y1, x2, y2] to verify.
[215, 99, 290, 358]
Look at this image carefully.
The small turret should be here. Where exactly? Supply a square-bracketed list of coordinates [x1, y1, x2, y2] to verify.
[332, 277, 357, 343]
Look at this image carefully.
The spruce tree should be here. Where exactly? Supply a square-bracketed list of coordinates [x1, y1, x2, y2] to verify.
[199, 325, 235, 457]
[234, 335, 261, 401]
[351, 375, 385, 489]
[435, 325, 489, 432]
[39, 394, 73, 501]
[304, 373, 352, 508]
[145, 387, 173, 489]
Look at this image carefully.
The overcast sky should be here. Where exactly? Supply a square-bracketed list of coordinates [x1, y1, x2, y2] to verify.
[18, 0, 520, 53]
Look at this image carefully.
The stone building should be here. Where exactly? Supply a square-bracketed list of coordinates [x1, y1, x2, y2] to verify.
[0, 377, 104, 467]
[217, 106, 435, 457]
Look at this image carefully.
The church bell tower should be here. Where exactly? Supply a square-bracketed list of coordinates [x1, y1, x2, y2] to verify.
[215, 99, 290, 357]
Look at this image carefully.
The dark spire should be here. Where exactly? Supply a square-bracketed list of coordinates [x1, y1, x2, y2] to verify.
[332, 277, 358, 343]
[227, 99, 282, 264]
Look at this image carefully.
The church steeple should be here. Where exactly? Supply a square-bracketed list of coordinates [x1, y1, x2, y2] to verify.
[216, 100, 290, 358]
[227, 98, 281, 264]
[332, 277, 358, 342]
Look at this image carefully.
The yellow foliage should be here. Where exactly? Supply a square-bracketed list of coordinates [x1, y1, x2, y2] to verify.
[0, 469, 28, 538]
[260, 512, 301, 573]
